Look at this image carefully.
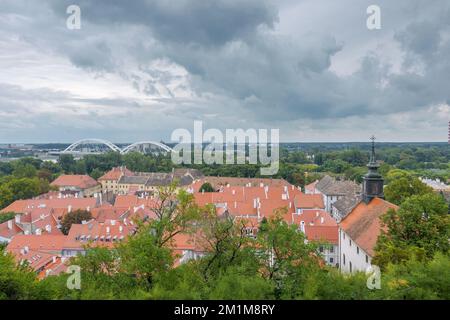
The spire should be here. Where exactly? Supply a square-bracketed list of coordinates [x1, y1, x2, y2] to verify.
[369, 135, 376, 163]
[367, 135, 379, 169]
[362, 135, 384, 203]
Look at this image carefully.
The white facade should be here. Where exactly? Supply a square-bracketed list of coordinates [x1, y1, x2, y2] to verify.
[316, 190, 343, 213]
[339, 228, 372, 273]
[319, 244, 339, 267]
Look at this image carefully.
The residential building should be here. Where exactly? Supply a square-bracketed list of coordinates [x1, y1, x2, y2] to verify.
[293, 209, 339, 266]
[6, 234, 67, 274]
[338, 139, 398, 273]
[62, 219, 136, 257]
[315, 175, 361, 213]
[50, 174, 101, 197]
[98, 166, 134, 194]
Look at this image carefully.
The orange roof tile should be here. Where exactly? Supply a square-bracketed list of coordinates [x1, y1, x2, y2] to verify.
[0, 219, 23, 239]
[294, 193, 324, 209]
[292, 209, 338, 244]
[339, 197, 398, 256]
[98, 166, 133, 181]
[63, 220, 135, 250]
[1, 198, 97, 215]
[7, 234, 67, 253]
[51, 175, 98, 189]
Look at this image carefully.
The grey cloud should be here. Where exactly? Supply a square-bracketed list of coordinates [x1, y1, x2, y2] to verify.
[49, 0, 278, 46]
[0, 0, 449, 142]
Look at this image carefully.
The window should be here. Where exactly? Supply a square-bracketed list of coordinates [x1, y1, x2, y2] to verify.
[319, 246, 324, 253]
[366, 255, 369, 263]
[349, 262, 352, 273]
[356, 247, 359, 254]
[349, 239, 352, 246]
[343, 232, 346, 240]
[330, 246, 334, 253]
[343, 254, 346, 265]
[329, 257, 334, 263]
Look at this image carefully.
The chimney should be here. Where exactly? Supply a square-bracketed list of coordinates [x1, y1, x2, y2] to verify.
[106, 227, 110, 234]
[253, 198, 257, 208]
[86, 206, 90, 212]
[7, 220, 13, 230]
[316, 211, 319, 217]
[320, 217, 324, 224]
[24, 246, 29, 254]
[232, 189, 236, 195]
[111, 220, 116, 226]
[36, 228, 42, 235]
[119, 226, 123, 233]
[15, 214, 21, 224]
[234, 201, 237, 209]
[289, 202, 292, 209]
[45, 225, 52, 233]
[300, 221, 305, 233]
[68, 205, 72, 213]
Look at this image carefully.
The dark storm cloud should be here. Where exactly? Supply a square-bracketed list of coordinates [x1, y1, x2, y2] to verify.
[0, 0, 449, 142]
[49, 0, 278, 45]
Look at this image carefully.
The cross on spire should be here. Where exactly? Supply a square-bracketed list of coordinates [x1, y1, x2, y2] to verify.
[369, 135, 376, 163]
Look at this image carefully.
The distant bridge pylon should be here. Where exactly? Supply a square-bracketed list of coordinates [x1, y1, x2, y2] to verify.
[60, 138, 173, 155]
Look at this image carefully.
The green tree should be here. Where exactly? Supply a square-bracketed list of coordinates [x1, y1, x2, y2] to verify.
[151, 184, 202, 248]
[255, 211, 321, 299]
[7, 178, 42, 201]
[379, 252, 450, 299]
[0, 185, 13, 210]
[60, 210, 92, 235]
[384, 175, 433, 205]
[374, 193, 449, 268]
[0, 249, 43, 300]
[89, 168, 104, 181]
[0, 212, 16, 224]
[12, 164, 37, 178]
[117, 223, 173, 289]
[199, 182, 214, 193]
[59, 154, 76, 173]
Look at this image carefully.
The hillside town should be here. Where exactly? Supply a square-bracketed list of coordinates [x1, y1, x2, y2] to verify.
[0, 143, 418, 280]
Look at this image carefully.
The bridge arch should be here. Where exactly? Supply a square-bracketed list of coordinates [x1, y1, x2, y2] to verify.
[121, 141, 173, 154]
[63, 139, 122, 153]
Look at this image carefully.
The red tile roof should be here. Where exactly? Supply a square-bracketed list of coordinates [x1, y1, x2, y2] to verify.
[98, 166, 133, 181]
[340, 197, 398, 256]
[305, 180, 319, 193]
[0, 219, 23, 239]
[51, 175, 99, 189]
[7, 234, 67, 253]
[292, 210, 338, 244]
[38, 257, 68, 279]
[190, 176, 290, 192]
[63, 220, 135, 250]
[294, 193, 324, 209]
[1, 198, 98, 215]
[90, 205, 129, 223]
[11, 249, 56, 272]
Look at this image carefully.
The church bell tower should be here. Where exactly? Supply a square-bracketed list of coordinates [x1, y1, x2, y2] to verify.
[362, 136, 384, 203]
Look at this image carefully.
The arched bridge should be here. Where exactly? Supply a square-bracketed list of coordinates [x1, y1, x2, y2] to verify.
[61, 139, 174, 155]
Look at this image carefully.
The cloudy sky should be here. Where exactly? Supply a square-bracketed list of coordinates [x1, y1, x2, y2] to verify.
[0, 0, 449, 143]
